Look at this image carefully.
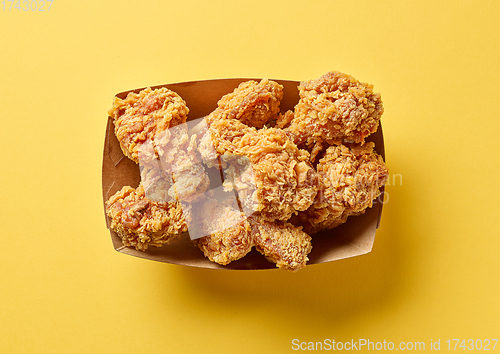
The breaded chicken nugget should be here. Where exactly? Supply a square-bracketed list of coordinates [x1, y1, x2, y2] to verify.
[105, 183, 190, 251]
[208, 79, 283, 128]
[295, 142, 388, 234]
[200, 118, 319, 221]
[108, 87, 189, 163]
[286, 71, 383, 160]
[194, 198, 253, 265]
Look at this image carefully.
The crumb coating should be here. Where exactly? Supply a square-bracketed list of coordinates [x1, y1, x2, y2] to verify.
[105, 183, 189, 251]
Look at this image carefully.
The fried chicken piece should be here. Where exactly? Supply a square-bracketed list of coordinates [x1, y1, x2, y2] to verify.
[197, 78, 284, 166]
[250, 216, 312, 271]
[107, 87, 210, 203]
[206, 79, 283, 129]
[105, 183, 190, 251]
[139, 124, 210, 203]
[194, 198, 253, 265]
[108, 87, 189, 163]
[200, 118, 320, 221]
[294, 142, 388, 234]
[286, 71, 384, 160]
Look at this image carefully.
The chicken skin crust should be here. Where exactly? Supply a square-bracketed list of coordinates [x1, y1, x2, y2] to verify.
[294, 142, 388, 234]
[105, 183, 189, 251]
[108, 87, 189, 163]
[285, 71, 384, 160]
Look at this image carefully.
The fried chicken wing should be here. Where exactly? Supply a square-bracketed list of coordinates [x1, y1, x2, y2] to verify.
[109, 87, 210, 203]
[139, 124, 210, 203]
[200, 117, 320, 221]
[194, 198, 253, 265]
[294, 142, 388, 234]
[286, 71, 384, 160]
[105, 183, 190, 251]
[193, 198, 312, 270]
[108, 87, 189, 163]
[322, 143, 388, 215]
[206, 79, 283, 128]
[250, 216, 312, 271]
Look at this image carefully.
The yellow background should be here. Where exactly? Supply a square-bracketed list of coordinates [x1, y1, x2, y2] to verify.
[1, 0, 499, 353]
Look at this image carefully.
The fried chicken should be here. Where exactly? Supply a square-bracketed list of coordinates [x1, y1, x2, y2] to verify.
[105, 182, 190, 251]
[275, 110, 294, 129]
[285, 71, 384, 160]
[108, 87, 189, 163]
[139, 124, 210, 203]
[200, 117, 320, 221]
[294, 142, 388, 234]
[250, 216, 312, 271]
[197, 77, 320, 221]
[109, 87, 210, 203]
[105, 73, 387, 270]
[192, 196, 312, 270]
[206, 79, 283, 128]
[194, 197, 253, 265]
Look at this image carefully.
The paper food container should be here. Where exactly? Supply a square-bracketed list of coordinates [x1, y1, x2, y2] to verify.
[102, 78, 386, 270]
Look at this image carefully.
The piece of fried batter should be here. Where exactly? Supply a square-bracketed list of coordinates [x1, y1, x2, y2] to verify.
[108, 87, 189, 163]
[286, 71, 383, 160]
[294, 142, 388, 234]
[250, 216, 312, 271]
[105, 183, 190, 251]
[206, 79, 283, 129]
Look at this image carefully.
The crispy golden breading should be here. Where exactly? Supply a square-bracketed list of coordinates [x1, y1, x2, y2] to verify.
[108, 87, 189, 163]
[286, 71, 383, 160]
[194, 198, 253, 265]
[250, 216, 312, 271]
[105, 183, 189, 251]
[200, 118, 320, 221]
[294, 142, 388, 234]
[208, 79, 283, 128]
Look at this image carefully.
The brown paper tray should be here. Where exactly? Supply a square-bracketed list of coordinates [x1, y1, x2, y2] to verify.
[102, 78, 386, 270]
